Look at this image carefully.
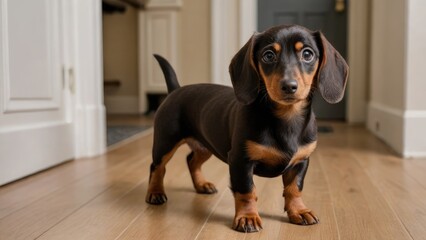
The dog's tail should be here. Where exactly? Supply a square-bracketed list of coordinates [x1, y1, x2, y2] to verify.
[153, 54, 180, 93]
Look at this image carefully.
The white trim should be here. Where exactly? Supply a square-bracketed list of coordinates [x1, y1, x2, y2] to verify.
[210, 0, 223, 85]
[0, 120, 68, 134]
[368, 102, 404, 118]
[1, 0, 62, 113]
[404, 110, 426, 118]
[367, 102, 404, 155]
[368, 101, 426, 119]
[138, 11, 147, 113]
[368, 101, 426, 158]
[239, 0, 257, 46]
[146, 0, 182, 9]
[0, 121, 74, 185]
[403, 151, 426, 158]
[71, 0, 106, 158]
[211, 0, 257, 86]
[74, 105, 106, 158]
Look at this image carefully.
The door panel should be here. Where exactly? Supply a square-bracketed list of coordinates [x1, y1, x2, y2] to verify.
[0, 0, 74, 185]
[258, 0, 348, 119]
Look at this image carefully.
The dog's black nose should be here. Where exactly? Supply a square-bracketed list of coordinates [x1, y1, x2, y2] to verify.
[281, 79, 298, 94]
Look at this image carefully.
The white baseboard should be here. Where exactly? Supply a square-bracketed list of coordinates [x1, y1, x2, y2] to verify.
[403, 111, 426, 158]
[0, 122, 74, 185]
[367, 102, 426, 158]
[104, 96, 139, 114]
[74, 105, 106, 158]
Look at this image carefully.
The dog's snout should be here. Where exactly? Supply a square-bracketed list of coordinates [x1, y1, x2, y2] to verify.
[281, 79, 298, 94]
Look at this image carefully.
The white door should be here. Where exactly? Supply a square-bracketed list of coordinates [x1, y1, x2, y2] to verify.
[0, 0, 74, 185]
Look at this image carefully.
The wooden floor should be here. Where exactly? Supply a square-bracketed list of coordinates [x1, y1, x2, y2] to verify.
[1, 121, 426, 240]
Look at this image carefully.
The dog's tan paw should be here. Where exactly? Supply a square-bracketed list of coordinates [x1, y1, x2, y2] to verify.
[287, 209, 319, 225]
[145, 192, 168, 205]
[232, 214, 263, 233]
[195, 182, 218, 194]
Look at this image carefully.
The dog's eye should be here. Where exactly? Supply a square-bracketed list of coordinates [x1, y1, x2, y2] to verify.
[262, 50, 277, 63]
[301, 48, 315, 63]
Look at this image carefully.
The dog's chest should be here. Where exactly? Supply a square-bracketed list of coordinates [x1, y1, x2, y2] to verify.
[246, 140, 316, 167]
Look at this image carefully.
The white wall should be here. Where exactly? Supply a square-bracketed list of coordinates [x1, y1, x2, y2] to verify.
[403, 0, 426, 156]
[347, 0, 370, 123]
[367, 0, 426, 157]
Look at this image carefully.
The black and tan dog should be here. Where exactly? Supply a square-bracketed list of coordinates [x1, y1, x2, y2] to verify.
[145, 25, 348, 232]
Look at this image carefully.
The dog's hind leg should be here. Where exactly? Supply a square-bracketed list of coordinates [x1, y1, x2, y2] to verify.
[186, 138, 218, 194]
[146, 134, 184, 205]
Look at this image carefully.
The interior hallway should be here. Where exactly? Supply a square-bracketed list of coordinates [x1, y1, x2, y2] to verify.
[0, 121, 425, 240]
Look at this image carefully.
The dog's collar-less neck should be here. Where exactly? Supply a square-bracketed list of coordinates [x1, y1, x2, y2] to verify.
[251, 95, 312, 123]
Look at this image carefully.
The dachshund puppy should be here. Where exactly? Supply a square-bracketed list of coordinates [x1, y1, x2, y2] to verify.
[145, 25, 348, 233]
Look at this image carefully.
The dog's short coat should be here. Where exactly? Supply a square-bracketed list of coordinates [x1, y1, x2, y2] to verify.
[145, 25, 348, 233]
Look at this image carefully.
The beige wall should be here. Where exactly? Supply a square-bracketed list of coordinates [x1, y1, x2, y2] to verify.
[103, 6, 139, 97]
[347, 0, 370, 123]
[178, 0, 211, 85]
[370, 0, 406, 110]
[406, 0, 426, 110]
[103, 0, 211, 113]
[102, 5, 139, 113]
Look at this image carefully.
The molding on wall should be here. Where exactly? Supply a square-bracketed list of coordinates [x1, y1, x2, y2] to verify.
[146, 0, 183, 9]
[210, 0, 226, 85]
[1, 0, 61, 113]
[238, 0, 257, 46]
[211, 0, 256, 86]
[367, 101, 426, 158]
[367, 102, 404, 156]
[0, 122, 74, 185]
[74, 105, 106, 158]
[72, 0, 106, 158]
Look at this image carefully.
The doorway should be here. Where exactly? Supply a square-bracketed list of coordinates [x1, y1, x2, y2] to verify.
[102, 0, 152, 147]
[258, 0, 348, 120]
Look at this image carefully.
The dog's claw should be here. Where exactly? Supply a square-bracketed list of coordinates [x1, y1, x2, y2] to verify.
[232, 215, 263, 233]
[196, 182, 218, 194]
[288, 209, 319, 225]
[146, 193, 168, 205]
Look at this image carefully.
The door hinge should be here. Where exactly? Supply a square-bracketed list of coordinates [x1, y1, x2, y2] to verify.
[68, 68, 75, 94]
[62, 66, 75, 94]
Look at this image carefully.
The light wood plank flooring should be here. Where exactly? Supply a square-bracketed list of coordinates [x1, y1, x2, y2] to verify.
[1, 121, 426, 240]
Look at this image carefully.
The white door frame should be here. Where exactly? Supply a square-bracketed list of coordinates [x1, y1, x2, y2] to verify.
[68, 0, 106, 158]
[211, 0, 370, 123]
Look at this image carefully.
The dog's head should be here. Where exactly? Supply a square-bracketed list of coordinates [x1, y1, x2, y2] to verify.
[229, 25, 348, 106]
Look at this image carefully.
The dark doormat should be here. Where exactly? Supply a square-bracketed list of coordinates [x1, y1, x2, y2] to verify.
[107, 125, 151, 146]
[318, 125, 333, 133]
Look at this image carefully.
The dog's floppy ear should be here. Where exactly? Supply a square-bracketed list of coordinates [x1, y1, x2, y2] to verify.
[314, 32, 349, 104]
[229, 34, 260, 105]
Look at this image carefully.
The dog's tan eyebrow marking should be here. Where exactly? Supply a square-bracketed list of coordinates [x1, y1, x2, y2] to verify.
[273, 43, 281, 52]
[295, 42, 304, 51]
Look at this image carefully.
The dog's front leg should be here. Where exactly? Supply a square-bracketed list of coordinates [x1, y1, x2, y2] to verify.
[229, 158, 262, 232]
[282, 158, 319, 225]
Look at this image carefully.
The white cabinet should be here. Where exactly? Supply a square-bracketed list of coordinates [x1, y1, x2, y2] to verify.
[138, 0, 182, 112]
